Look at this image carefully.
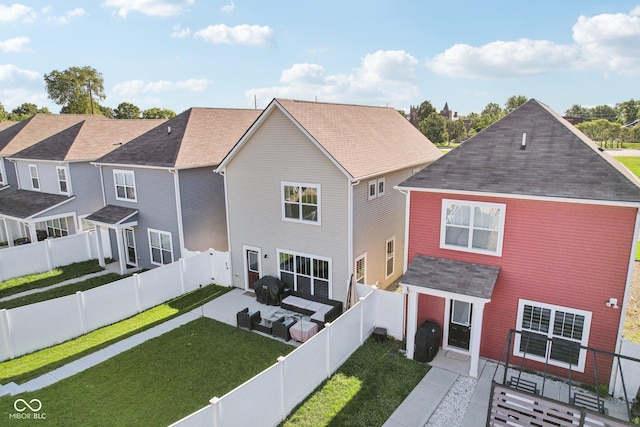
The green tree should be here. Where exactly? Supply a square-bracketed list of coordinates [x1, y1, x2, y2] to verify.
[445, 120, 466, 144]
[415, 100, 436, 125]
[590, 105, 617, 122]
[0, 102, 7, 121]
[114, 102, 142, 119]
[504, 95, 528, 114]
[469, 103, 504, 134]
[419, 112, 448, 144]
[481, 102, 503, 118]
[142, 107, 176, 119]
[565, 104, 591, 120]
[8, 103, 50, 121]
[577, 119, 623, 148]
[618, 99, 639, 126]
[44, 66, 105, 114]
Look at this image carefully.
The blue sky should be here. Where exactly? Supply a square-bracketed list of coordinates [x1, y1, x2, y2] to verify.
[1, 1, 639, 117]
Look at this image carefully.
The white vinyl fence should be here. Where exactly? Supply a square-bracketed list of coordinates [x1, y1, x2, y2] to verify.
[0, 231, 111, 282]
[0, 249, 230, 362]
[170, 285, 404, 427]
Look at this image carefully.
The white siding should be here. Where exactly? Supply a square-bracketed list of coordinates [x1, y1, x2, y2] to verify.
[353, 167, 418, 288]
[225, 109, 350, 302]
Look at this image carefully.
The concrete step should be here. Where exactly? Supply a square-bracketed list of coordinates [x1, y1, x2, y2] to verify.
[0, 382, 25, 397]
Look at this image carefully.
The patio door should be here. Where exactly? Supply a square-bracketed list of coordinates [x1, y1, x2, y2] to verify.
[245, 247, 260, 290]
[448, 300, 472, 351]
[124, 228, 137, 267]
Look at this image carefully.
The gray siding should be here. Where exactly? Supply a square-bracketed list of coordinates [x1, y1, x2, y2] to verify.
[15, 160, 62, 194]
[1, 158, 18, 191]
[225, 108, 351, 302]
[353, 167, 420, 288]
[179, 167, 227, 251]
[101, 165, 180, 269]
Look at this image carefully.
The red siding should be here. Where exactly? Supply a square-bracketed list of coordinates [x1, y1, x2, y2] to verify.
[408, 192, 637, 383]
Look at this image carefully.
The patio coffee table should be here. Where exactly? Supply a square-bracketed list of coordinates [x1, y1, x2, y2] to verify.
[289, 319, 318, 342]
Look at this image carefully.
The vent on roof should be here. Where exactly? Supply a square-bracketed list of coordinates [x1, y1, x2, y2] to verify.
[167, 126, 171, 135]
[520, 133, 527, 150]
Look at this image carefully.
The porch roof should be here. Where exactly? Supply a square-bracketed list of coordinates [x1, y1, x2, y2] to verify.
[401, 255, 500, 300]
[86, 205, 138, 226]
[0, 190, 73, 219]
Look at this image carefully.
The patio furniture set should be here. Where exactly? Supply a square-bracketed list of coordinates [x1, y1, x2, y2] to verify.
[236, 277, 343, 343]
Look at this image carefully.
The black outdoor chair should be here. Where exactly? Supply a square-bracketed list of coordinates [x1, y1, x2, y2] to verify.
[236, 308, 260, 330]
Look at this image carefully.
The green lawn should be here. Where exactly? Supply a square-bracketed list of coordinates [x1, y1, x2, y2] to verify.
[0, 260, 104, 299]
[0, 317, 293, 426]
[0, 284, 231, 384]
[615, 156, 640, 177]
[281, 338, 430, 427]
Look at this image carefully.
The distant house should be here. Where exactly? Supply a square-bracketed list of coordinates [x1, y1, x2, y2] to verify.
[216, 98, 442, 303]
[0, 116, 162, 247]
[397, 99, 640, 385]
[89, 107, 261, 274]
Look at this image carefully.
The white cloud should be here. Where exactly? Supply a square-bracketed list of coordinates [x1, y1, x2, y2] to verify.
[0, 36, 30, 53]
[113, 77, 211, 96]
[171, 23, 190, 38]
[52, 8, 88, 24]
[426, 39, 577, 79]
[221, 1, 235, 13]
[572, 8, 640, 75]
[102, 0, 193, 18]
[0, 64, 39, 81]
[0, 3, 36, 23]
[246, 50, 419, 108]
[194, 24, 275, 46]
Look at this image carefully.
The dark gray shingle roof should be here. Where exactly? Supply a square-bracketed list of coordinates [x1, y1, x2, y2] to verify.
[86, 205, 138, 225]
[0, 190, 73, 219]
[399, 99, 640, 203]
[401, 255, 500, 299]
[10, 122, 83, 161]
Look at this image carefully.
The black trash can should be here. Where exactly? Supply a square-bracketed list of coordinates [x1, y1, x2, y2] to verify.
[414, 320, 441, 362]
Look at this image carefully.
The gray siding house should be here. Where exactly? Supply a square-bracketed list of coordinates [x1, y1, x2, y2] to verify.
[216, 99, 442, 304]
[0, 117, 162, 247]
[89, 107, 261, 274]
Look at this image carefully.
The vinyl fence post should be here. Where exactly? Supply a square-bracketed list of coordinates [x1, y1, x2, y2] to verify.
[210, 397, 221, 427]
[278, 355, 286, 421]
[179, 257, 186, 294]
[359, 296, 366, 344]
[45, 239, 54, 271]
[76, 291, 88, 334]
[133, 273, 142, 312]
[326, 322, 332, 376]
[0, 309, 14, 360]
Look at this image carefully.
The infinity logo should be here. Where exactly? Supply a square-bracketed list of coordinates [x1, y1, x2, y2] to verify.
[13, 398, 42, 412]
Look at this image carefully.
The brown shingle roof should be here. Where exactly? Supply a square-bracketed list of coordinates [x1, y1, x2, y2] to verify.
[399, 99, 640, 204]
[274, 98, 442, 179]
[96, 108, 261, 169]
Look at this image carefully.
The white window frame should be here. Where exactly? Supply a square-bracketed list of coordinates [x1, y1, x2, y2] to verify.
[281, 182, 321, 224]
[368, 177, 386, 200]
[114, 169, 137, 202]
[46, 217, 68, 238]
[514, 299, 592, 372]
[385, 236, 395, 279]
[147, 228, 173, 266]
[56, 166, 69, 195]
[277, 249, 332, 298]
[29, 164, 40, 191]
[0, 160, 6, 186]
[440, 199, 506, 256]
[355, 253, 367, 285]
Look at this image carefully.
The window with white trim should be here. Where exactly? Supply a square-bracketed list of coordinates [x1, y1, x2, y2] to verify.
[282, 182, 320, 223]
[368, 177, 386, 200]
[385, 237, 395, 278]
[114, 170, 136, 202]
[29, 164, 40, 190]
[57, 166, 69, 194]
[355, 253, 366, 285]
[0, 161, 5, 186]
[441, 199, 505, 256]
[148, 229, 173, 265]
[514, 299, 591, 371]
[46, 217, 68, 238]
[278, 250, 331, 298]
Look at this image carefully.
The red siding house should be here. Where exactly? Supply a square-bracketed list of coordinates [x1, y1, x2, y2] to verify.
[397, 99, 640, 387]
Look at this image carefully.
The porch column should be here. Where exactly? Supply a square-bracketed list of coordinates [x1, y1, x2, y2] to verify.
[94, 225, 105, 267]
[468, 302, 486, 378]
[3, 219, 12, 247]
[27, 222, 37, 243]
[405, 286, 419, 360]
[116, 227, 126, 275]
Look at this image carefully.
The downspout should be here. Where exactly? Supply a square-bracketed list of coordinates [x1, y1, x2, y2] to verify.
[218, 167, 234, 285]
[609, 207, 640, 394]
[96, 164, 106, 206]
[347, 179, 359, 301]
[398, 187, 411, 343]
[170, 169, 186, 258]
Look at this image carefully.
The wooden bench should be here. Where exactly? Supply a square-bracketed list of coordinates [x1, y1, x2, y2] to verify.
[570, 392, 607, 415]
[507, 376, 539, 395]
